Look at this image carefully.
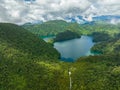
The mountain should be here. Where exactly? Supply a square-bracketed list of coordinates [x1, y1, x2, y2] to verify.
[1, 22, 120, 90]
[65, 15, 120, 24]
[0, 23, 60, 60]
[23, 20, 43, 25]
[54, 30, 80, 42]
[65, 16, 86, 24]
[72, 54, 120, 90]
[22, 20, 69, 36]
[0, 23, 66, 90]
[22, 19, 120, 37]
[93, 15, 120, 21]
[91, 35, 120, 55]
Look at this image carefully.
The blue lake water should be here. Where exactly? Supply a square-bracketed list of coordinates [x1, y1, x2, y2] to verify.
[43, 36, 95, 62]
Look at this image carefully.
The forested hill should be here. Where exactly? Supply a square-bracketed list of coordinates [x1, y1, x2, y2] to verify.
[0, 23, 60, 60]
[1, 23, 120, 90]
[22, 20, 69, 36]
[22, 20, 120, 37]
[0, 23, 66, 90]
[54, 30, 81, 42]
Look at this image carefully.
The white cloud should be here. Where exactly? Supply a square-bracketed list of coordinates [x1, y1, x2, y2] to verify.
[110, 18, 120, 25]
[0, 0, 120, 24]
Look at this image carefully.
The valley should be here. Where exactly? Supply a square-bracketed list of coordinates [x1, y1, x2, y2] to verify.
[1, 20, 120, 90]
[1, 0, 120, 90]
[43, 35, 95, 61]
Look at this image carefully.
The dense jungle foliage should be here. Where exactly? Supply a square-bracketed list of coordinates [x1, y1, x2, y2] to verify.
[1, 22, 120, 90]
[54, 30, 80, 42]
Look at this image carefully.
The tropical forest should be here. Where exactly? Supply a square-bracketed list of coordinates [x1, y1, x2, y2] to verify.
[1, 0, 120, 90]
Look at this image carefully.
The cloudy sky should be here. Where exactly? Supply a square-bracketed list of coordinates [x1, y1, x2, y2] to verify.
[0, 0, 120, 24]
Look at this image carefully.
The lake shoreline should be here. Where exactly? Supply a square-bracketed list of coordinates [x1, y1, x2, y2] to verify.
[43, 35, 95, 62]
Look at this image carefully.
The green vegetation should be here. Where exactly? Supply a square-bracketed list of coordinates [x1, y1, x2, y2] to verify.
[22, 20, 120, 37]
[54, 30, 80, 42]
[91, 32, 112, 42]
[0, 23, 67, 90]
[72, 54, 120, 90]
[22, 20, 120, 55]
[1, 22, 120, 90]
[22, 20, 69, 36]
[0, 23, 60, 60]
[91, 32, 120, 55]
[91, 37, 120, 54]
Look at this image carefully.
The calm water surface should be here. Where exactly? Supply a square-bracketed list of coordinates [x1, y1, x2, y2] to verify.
[54, 36, 95, 61]
[43, 36, 95, 61]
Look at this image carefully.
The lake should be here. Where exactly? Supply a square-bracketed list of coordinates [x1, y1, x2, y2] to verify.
[43, 36, 95, 62]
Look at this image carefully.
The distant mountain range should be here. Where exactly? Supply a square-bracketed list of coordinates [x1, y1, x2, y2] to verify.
[65, 15, 120, 24]
[24, 15, 120, 25]
[23, 20, 43, 25]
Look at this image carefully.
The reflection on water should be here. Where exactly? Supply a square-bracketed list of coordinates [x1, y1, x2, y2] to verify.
[54, 36, 95, 61]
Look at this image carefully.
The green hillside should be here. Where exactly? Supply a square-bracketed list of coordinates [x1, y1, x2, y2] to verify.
[22, 20, 69, 36]
[1, 22, 120, 90]
[0, 23, 67, 90]
[0, 23, 60, 60]
[22, 20, 120, 37]
[71, 54, 120, 90]
[91, 35, 120, 54]
[54, 30, 80, 42]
